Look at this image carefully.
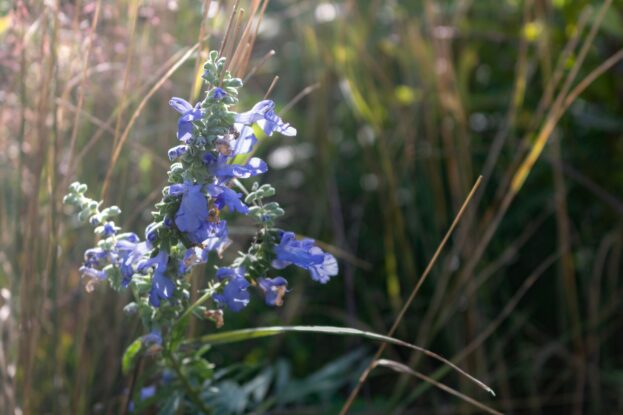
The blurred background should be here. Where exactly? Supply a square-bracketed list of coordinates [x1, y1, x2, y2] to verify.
[1, 0, 623, 413]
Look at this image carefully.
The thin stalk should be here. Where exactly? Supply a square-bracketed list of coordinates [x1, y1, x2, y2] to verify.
[339, 176, 483, 415]
[164, 348, 211, 414]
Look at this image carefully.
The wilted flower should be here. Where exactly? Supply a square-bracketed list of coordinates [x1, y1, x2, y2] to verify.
[258, 277, 288, 306]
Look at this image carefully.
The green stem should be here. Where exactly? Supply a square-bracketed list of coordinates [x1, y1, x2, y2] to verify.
[177, 284, 220, 324]
[164, 348, 212, 414]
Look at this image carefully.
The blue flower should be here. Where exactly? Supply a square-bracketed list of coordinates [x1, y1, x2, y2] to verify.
[170, 181, 209, 234]
[79, 265, 107, 280]
[258, 277, 288, 306]
[167, 144, 188, 161]
[235, 100, 273, 124]
[213, 267, 250, 312]
[203, 153, 267, 183]
[102, 221, 117, 237]
[169, 97, 203, 143]
[145, 222, 160, 244]
[307, 253, 339, 284]
[195, 220, 230, 252]
[141, 329, 162, 347]
[212, 87, 227, 100]
[272, 232, 338, 283]
[138, 251, 175, 307]
[207, 184, 249, 214]
[84, 247, 108, 268]
[235, 100, 296, 137]
[115, 239, 150, 287]
[178, 246, 207, 274]
[128, 385, 156, 413]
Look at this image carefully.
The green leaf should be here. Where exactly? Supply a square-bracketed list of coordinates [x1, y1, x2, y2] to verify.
[122, 338, 143, 375]
[190, 325, 494, 396]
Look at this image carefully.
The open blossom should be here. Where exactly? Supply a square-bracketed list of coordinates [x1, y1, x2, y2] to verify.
[203, 153, 268, 183]
[178, 246, 207, 275]
[235, 100, 297, 137]
[138, 251, 175, 307]
[272, 232, 338, 283]
[80, 232, 149, 287]
[170, 181, 209, 234]
[169, 97, 203, 143]
[115, 238, 150, 286]
[207, 184, 249, 215]
[68, 52, 337, 315]
[212, 267, 250, 312]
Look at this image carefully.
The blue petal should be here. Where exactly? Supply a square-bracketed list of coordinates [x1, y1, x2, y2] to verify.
[169, 97, 193, 114]
[213, 276, 250, 312]
[232, 124, 258, 155]
[235, 100, 275, 124]
[168, 144, 188, 161]
[207, 184, 249, 214]
[149, 270, 175, 307]
[308, 252, 339, 284]
[174, 182, 209, 233]
[258, 110, 297, 136]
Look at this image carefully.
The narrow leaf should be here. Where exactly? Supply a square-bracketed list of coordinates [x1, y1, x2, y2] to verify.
[189, 325, 495, 396]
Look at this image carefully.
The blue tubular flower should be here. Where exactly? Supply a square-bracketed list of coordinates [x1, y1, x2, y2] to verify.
[183, 217, 229, 253]
[195, 220, 229, 252]
[172, 181, 209, 233]
[169, 97, 203, 143]
[272, 232, 338, 284]
[258, 277, 288, 306]
[235, 100, 274, 124]
[116, 240, 150, 287]
[138, 251, 175, 307]
[167, 144, 188, 161]
[207, 184, 249, 214]
[258, 108, 296, 137]
[235, 100, 296, 137]
[145, 222, 160, 244]
[178, 246, 207, 274]
[272, 232, 324, 268]
[203, 153, 267, 183]
[84, 247, 108, 268]
[213, 267, 250, 312]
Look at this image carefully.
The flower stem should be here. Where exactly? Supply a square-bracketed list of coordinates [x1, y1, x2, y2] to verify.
[164, 348, 212, 414]
[177, 284, 220, 324]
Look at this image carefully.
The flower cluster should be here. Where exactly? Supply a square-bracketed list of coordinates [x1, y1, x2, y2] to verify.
[65, 51, 338, 322]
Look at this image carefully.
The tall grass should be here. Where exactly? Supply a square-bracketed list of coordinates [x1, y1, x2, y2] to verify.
[1, 0, 623, 413]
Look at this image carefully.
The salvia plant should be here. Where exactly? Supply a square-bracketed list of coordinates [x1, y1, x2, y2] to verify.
[63, 51, 339, 413]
